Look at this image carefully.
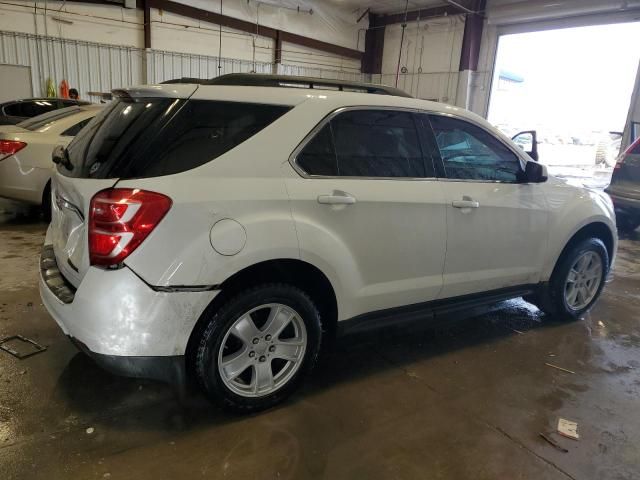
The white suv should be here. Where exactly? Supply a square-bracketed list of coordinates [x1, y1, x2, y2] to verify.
[40, 74, 617, 412]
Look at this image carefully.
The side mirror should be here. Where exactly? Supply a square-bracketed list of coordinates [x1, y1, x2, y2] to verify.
[512, 130, 539, 161]
[523, 160, 547, 183]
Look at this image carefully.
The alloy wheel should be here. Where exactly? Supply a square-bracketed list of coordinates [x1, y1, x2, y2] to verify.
[564, 251, 603, 311]
[217, 303, 307, 397]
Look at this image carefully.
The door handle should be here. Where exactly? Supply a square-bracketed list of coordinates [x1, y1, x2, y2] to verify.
[452, 197, 479, 209]
[317, 193, 357, 205]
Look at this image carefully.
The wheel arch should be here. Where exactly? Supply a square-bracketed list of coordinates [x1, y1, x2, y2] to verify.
[185, 258, 339, 372]
[545, 221, 615, 281]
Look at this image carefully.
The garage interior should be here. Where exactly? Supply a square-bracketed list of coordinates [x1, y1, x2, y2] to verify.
[1, 0, 640, 478]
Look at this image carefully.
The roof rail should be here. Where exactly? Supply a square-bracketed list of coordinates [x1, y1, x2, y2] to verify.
[161, 73, 412, 98]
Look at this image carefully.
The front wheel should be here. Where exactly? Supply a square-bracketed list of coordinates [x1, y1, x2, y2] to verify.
[532, 238, 609, 320]
[195, 284, 322, 413]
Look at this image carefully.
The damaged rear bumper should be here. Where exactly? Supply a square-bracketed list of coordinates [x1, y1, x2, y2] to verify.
[39, 242, 218, 380]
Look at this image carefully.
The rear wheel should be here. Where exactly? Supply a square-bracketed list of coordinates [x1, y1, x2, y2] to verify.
[531, 238, 609, 320]
[195, 284, 322, 413]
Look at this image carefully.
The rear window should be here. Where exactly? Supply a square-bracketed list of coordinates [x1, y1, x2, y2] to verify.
[7, 100, 57, 118]
[60, 97, 290, 178]
[18, 106, 82, 131]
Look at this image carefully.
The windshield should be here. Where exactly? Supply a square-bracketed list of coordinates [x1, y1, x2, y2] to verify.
[17, 106, 82, 131]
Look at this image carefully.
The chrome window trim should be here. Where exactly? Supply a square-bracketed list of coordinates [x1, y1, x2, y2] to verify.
[288, 105, 532, 184]
[288, 105, 438, 181]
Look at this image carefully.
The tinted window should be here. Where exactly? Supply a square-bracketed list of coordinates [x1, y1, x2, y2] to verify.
[18, 106, 82, 131]
[3, 103, 24, 116]
[296, 109, 430, 178]
[296, 125, 337, 176]
[429, 115, 522, 182]
[333, 110, 425, 177]
[21, 100, 58, 118]
[61, 98, 290, 178]
[61, 117, 93, 136]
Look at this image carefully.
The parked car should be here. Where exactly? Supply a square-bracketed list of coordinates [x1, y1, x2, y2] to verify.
[40, 74, 616, 413]
[605, 137, 640, 232]
[0, 97, 91, 125]
[0, 105, 103, 216]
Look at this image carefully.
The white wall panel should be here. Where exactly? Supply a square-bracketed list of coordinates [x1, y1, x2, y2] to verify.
[379, 15, 465, 103]
[0, 30, 364, 99]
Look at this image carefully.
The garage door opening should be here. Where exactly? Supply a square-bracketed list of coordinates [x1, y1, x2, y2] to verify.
[487, 22, 640, 187]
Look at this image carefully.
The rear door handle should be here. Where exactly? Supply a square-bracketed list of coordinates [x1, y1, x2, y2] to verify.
[317, 193, 357, 205]
[452, 197, 479, 209]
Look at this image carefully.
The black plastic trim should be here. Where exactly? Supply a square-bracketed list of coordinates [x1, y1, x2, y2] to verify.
[40, 245, 76, 304]
[338, 284, 538, 336]
[126, 266, 220, 292]
[69, 337, 186, 384]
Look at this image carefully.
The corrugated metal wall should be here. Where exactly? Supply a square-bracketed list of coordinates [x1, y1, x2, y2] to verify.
[0, 30, 370, 101]
[146, 49, 274, 84]
[0, 30, 144, 101]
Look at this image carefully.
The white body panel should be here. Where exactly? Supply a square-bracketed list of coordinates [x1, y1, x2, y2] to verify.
[440, 181, 549, 297]
[0, 106, 102, 205]
[41, 226, 217, 356]
[40, 84, 617, 358]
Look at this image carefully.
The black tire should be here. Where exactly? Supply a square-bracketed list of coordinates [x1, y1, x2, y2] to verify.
[195, 283, 322, 413]
[41, 181, 52, 222]
[532, 238, 609, 320]
[616, 214, 640, 234]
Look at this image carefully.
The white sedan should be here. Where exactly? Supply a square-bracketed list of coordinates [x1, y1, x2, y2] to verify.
[0, 104, 103, 215]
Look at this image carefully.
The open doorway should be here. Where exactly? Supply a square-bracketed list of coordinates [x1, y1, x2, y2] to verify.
[487, 22, 640, 188]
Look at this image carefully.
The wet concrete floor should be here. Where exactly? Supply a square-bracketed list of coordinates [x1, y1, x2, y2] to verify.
[1, 207, 640, 479]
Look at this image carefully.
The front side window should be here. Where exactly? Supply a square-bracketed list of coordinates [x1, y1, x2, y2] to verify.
[429, 115, 522, 182]
[296, 109, 431, 178]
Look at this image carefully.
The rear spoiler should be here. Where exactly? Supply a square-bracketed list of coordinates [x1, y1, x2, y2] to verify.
[112, 84, 198, 100]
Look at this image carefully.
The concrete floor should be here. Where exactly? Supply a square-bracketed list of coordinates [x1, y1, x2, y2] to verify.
[1, 208, 640, 480]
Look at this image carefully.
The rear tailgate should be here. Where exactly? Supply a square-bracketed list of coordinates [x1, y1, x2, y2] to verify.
[50, 173, 118, 287]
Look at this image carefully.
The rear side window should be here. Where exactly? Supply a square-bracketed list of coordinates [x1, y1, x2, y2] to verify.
[61, 98, 290, 178]
[295, 109, 430, 178]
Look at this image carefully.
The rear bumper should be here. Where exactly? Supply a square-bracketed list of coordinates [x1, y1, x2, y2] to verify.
[69, 337, 186, 383]
[39, 243, 219, 362]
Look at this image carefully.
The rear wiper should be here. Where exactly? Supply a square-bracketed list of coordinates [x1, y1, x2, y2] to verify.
[52, 145, 73, 171]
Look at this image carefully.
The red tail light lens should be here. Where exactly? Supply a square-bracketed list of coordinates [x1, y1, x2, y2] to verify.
[89, 188, 172, 266]
[615, 137, 640, 170]
[0, 140, 27, 160]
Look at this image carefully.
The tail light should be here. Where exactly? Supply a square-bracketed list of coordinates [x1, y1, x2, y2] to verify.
[0, 140, 27, 160]
[89, 188, 172, 266]
[615, 137, 640, 170]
